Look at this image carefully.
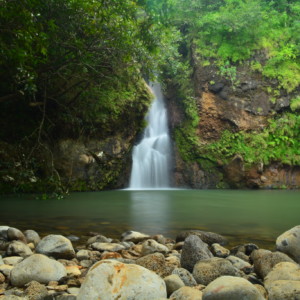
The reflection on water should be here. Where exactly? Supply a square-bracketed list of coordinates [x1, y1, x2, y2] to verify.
[0, 189, 299, 248]
[128, 191, 171, 235]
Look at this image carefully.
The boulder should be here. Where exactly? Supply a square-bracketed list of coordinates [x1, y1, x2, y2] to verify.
[176, 230, 227, 245]
[266, 280, 300, 300]
[170, 286, 203, 300]
[36, 235, 75, 259]
[121, 231, 150, 243]
[77, 259, 167, 300]
[172, 268, 197, 287]
[6, 241, 33, 258]
[264, 262, 300, 289]
[10, 254, 66, 287]
[193, 257, 240, 285]
[141, 239, 169, 255]
[164, 274, 185, 296]
[251, 249, 294, 279]
[180, 235, 213, 272]
[202, 276, 265, 300]
[24, 230, 41, 246]
[276, 225, 300, 263]
[136, 253, 174, 277]
[7, 228, 27, 243]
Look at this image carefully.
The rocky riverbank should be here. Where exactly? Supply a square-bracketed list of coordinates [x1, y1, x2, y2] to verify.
[0, 225, 300, 299]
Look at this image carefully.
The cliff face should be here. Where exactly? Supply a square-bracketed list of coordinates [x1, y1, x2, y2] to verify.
[167, 54, 300, 189]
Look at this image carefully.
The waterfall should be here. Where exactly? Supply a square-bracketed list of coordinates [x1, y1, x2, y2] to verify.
[129, 82, 172, 189]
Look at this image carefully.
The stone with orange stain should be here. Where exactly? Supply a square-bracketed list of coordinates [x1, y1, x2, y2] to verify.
[101, 252, 122, 260]
[77, 259, 167, 300]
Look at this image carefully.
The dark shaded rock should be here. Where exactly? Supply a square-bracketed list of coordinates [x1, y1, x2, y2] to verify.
[180, 235, 213, 272]
[176, 230, 227, 245]
[208, 82, 224, 93]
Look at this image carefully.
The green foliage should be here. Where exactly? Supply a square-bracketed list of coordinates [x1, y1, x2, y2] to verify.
[290, 96, 300, 111]
[202, 113, 300, 166]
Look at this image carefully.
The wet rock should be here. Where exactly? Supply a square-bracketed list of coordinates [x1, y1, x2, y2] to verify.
[24, 281, 48, 300]
[169, 286, 203, 300]
[226, 255, 253, 274]
[211, 243, 230, 258]
[136, 253, 174, 277]
[7, 228, 26, 244]
[276, 225, 300, 263]
[164, 274, 185, 296]
[172, 268, 197, 287]
[91, 242, 125, 252]
[141, 239, 169, 255]
[193, 257, 240, 285]
[86, 235, 111, 245]
[24, 230, 40, 246]
[0, 254, 5, 264]
[266, 280, 300, 300]
[264, 262, 300, 288]
[202, 276, 265, 300]
[180, 235, 213, 272]
[6, 241, 33, 258]
[36, 235, 75, 259]
[3, 257, 23, 266]
[176, 230, 227, 246]
[101, 251, 122, 260]
[251, 249, 294, 279]
[10, 254, 66, 287]
[77, 259, 167, 300]
[121, 231, 150, 243]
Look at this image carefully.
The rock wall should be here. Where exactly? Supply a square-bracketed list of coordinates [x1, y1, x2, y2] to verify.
[167, 53, 300, 189]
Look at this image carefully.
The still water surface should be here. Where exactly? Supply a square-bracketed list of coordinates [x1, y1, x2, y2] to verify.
[0, 190, 299, 248]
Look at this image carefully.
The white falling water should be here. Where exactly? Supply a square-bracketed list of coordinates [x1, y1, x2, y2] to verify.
[129, 82, 172, 189]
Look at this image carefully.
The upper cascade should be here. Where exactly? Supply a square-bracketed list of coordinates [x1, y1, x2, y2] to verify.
[129, 82, 172, 189]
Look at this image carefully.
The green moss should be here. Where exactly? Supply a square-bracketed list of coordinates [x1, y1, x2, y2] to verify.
[201, 112, 300, 167]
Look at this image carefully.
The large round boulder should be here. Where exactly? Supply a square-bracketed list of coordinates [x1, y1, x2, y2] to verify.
[276, 225, 300, 263]
[36, 235, 75, 259]
[202, 276, 265, 300]
[10, 254, 66, 287]
[77, 259, 167, 300]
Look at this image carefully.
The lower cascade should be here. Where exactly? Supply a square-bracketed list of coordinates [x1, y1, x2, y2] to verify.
[129, 82, 172, 189]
